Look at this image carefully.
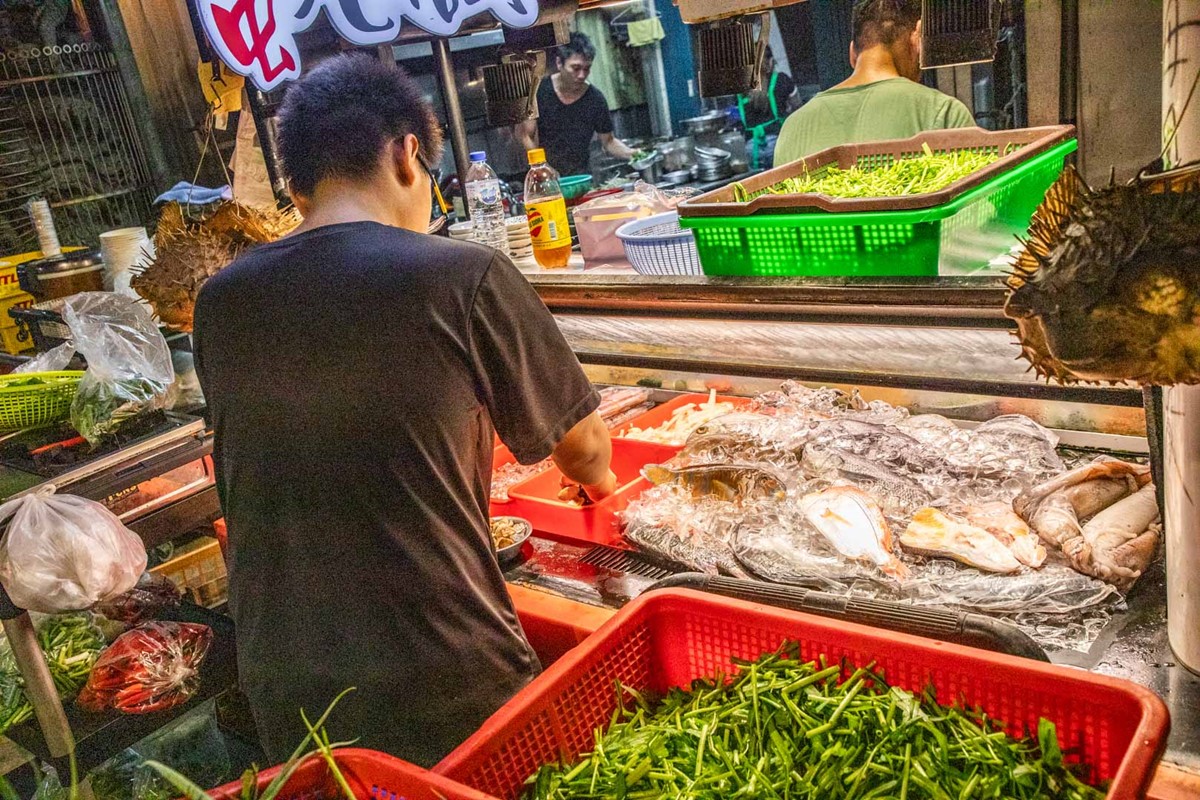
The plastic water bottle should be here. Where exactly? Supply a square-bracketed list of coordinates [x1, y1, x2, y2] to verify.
[464, 151, 507, 253]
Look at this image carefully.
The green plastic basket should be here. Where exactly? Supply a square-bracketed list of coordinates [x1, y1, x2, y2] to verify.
[679, 139, 1077, 277]
[0, 370, 83, 431]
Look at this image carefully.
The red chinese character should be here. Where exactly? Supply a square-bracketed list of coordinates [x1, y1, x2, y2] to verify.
[209, 0, 297, 86]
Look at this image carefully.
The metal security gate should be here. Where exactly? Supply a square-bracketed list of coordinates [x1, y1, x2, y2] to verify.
[0, 43, 153, 253]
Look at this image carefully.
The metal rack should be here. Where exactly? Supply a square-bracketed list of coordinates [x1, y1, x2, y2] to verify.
[0, 415, 228, 775]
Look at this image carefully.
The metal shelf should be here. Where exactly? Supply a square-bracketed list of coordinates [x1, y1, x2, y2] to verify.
[5, 602, 237, 776]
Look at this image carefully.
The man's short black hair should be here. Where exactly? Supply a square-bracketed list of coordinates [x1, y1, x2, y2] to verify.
[852, 0, 921, 49]
[558, 31, 596, 63]
[277, 53, 444, 198]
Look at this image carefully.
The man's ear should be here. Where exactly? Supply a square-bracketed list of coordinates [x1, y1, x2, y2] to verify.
[911, 19, 922, 58]
[849, 41, 858, 68]
[392, 134, 422, 188]
[288, 185, 310, 217]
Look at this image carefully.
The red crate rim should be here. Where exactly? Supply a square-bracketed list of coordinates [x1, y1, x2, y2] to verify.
[210, 747, 498, 800]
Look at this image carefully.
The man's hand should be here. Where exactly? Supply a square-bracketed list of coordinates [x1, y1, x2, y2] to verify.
[599, 133, 636, 162]
[558, 468, 618, 506]
[551, 410, 613, 497]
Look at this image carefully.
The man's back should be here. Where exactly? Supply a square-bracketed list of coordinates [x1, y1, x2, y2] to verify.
[774, 78, 975, 166]
[193, 222, 593, 764]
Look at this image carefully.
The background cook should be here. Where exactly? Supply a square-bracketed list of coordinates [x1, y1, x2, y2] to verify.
[515, 32, 636, 176]
[774, 0, 975, 165]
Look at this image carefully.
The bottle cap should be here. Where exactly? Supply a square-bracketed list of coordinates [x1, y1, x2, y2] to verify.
[469, 151, 487, 162]
[527, 148, 546, 165]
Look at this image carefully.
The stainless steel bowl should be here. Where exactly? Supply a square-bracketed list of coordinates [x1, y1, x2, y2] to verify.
[491, 516, 533, 565]
[682, 111, 726, 136]
[663, 169, 693, 186]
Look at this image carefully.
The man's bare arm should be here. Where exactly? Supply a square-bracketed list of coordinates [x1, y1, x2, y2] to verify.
[552, 410, 617, 499]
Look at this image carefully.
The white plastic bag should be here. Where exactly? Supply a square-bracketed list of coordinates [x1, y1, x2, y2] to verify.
[63, 293, 175, 444]
[13, 341, 76, 374]
[0, 488, 147, 613]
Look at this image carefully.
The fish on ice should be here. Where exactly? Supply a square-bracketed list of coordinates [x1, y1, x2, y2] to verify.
[798, 486, 910, 579]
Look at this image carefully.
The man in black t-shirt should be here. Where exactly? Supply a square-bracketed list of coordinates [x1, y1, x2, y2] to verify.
[193, 54, 616, 767]
[516, 32, 635, 176]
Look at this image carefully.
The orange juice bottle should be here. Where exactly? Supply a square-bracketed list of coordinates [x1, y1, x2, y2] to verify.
[524, 149, 572, 269]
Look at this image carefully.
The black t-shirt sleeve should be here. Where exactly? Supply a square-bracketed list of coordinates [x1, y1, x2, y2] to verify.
[469, 254, 600, 464]
[591, 89, 614, 135]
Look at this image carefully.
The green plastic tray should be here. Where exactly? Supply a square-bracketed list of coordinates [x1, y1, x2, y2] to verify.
[679, 139, 1077, 277]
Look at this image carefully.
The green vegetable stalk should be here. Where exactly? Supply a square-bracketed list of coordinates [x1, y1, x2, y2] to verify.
[0, 614, 107, 735]
[524, 644, 1105, 800]
[732, 144, 1006, 202]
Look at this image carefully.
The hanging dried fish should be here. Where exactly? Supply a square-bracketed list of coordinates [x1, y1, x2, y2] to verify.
[1004, 162, 1200, 384]
[131, 200, 300, 331]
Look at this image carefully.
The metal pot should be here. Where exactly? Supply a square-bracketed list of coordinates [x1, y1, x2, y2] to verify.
[682, 110, 726, 136]
[633, 153, 664, 184]
[658, 137, 695, 173]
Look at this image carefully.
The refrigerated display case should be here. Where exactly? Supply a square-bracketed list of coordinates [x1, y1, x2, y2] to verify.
[499, 271, 1200, 776]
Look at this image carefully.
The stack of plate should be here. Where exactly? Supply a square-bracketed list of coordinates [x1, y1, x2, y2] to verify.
[448, 221, 475, 242]
[506, 216, 533, 261]
[695, 146, 733, 182]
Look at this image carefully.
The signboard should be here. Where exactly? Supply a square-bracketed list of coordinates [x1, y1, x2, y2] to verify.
[197, 0, 541, 91]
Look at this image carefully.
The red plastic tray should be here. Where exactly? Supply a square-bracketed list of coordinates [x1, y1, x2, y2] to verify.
[499, 438, 672, 547]
[436, 589, 1169, 800]
[612, 392, 753, 444]
[209, 748, 497, 800]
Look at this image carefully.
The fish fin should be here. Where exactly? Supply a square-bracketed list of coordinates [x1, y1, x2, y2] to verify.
[642, 464, 672, 486]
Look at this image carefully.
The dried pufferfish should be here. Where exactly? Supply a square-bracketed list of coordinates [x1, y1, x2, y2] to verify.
[131, 201, 300, 331]
[1004, 162, 1200, 385]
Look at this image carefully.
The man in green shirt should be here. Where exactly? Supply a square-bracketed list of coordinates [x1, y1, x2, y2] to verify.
[774, 0, 975, 166]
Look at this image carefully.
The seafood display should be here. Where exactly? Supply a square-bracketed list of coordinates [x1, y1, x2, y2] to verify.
[620, 382, 1160, 650]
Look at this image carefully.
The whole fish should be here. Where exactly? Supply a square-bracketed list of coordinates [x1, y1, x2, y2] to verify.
[624, 522, 748, 577]
[690, 412, 776, 439]
[801, 444, 931, 513]
[642, 463, 786, 502]
[798, 486, 910, 579]
[963, 502, 1047, 568]
[678, 432, 782, 465]
[901, 508, 1022, 574]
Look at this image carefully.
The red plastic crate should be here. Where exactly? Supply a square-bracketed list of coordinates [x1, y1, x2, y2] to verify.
[612, 392, 753, 444]
[209, 748, 497, 800]
[437, 589, 1169, 799]
[500, 439, 672, 547]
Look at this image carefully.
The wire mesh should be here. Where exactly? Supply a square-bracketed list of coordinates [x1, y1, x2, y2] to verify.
[0, 43, 153, 253]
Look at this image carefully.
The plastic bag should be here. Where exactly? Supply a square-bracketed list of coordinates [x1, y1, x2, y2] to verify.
[0, 489, 146, 613]
[13, 342, 75, 374]
[94, 573, 183, 626]
[77, 622, 213, 714]
[62, 293, 174, 445]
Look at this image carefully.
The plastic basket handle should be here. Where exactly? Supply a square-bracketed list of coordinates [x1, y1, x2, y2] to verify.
[647, 574, 1048, 662]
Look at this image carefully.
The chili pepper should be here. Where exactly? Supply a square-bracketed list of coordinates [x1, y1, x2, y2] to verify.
[77, 621, 212, 715]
